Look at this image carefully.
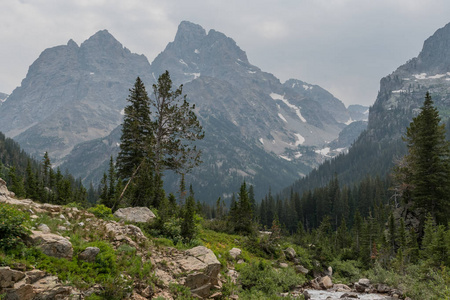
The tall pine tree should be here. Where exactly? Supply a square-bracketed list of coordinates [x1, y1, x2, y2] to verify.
[395, 92, 450, 224]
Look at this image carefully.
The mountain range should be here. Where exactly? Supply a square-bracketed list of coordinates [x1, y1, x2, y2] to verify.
[284, 21, 450, 198]
[0, 21, 368, 202]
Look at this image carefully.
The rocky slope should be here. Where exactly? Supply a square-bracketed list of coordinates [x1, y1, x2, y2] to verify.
[0, 179, 407, 300]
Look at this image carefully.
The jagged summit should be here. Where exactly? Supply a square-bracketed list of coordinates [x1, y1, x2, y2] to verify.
[0, 30, 152, 161]
[80, 29, 125, 52]
[2, 21, 360, 202]
[67, 39, 78, 48]
[173, 21, 207, 46]
[151, 21, 251, 86]
[416, 22, 450, 73]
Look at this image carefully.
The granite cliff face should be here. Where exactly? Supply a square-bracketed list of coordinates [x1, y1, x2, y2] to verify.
[2, 22, 364, 202]
[283, 21, 450, 198]
[368, 22, 450, 143]
[0, 30, 152, 161]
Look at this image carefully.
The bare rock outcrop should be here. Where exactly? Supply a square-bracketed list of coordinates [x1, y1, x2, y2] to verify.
[229, 247, 242, 260]
[152, 246, 222, 299]
[0, 267, 81, 300]
[30, 231, 73, 259]
[114, 207, 156, 223]
[78, 247, 100, 263]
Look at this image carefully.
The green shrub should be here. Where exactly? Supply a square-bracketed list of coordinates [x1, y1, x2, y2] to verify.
[169, 283, 194, 300]
[238, 260, 305, 296]
[331, 259, 363, 283]
[88, 241, 117, 275]
[88, 204, 113, 219]
[0, 204, 30, 251]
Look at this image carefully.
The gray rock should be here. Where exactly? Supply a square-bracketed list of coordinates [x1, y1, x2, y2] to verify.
[78, 247, 100, 263]
[294, 265, 309, 274]
[279, 262, 289, 268]
[37, 224, 51, 234]
[358, 278, 371, 287]
[0, 267, 26, 288]
[179, 246, 221, 289]
[114, 207, 156, 223]
[229, 247, 242, 260]
[30, 231, 73, 259]
[284, 247, 296, 261]
[319, 275, 333, 290]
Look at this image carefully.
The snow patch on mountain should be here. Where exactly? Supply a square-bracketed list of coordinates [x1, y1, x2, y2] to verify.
[184, 73, 201, 79]
[279, 155, 292, 161]
[315, 147, 330, 156]
[293, 133, 305, 146]
[278, 113, 287, 122]
[270, 93, 307, 122]
[179, 59, 188, 67]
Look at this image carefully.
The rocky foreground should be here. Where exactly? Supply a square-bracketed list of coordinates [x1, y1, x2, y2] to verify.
[0, 178, 409, 299]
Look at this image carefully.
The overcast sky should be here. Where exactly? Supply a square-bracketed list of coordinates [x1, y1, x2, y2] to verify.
[2, 1, 450, 106]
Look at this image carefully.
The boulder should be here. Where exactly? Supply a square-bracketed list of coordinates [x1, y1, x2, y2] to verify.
[0, 178, 14, 198]
[332, 283, 351, 292]
[354, 278, 371, 293]
[319, 275, 333, 290]
[78, 247, 100, 263]
[4, 284, 35, 300]
[37, 224, 51, 234]
[284, 247, 296, 261]
[279, 262, 289, 268]
[229, 247, 242, 260]
[294, 265, 309, 275]
[114, 207, 156, 223]
[0, 267, 26, 288]
[25, 270, 47, 284]
[376, 283, 391, 293]
[341, 292, 359, 298]
[177, 246, 221, 290]
[30, 231, 73, 259]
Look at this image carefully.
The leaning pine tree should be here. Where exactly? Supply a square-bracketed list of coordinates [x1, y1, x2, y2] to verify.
[394, 92, 450, 225]
[150, 71, 204, 206]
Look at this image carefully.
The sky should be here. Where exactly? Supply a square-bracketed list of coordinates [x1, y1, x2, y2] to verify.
[2, 1, 450, 106]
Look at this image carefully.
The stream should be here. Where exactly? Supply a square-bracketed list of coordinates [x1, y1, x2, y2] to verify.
[305, 289, 392, 299]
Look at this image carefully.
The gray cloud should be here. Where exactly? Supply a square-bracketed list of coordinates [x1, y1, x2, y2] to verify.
[1, 0, 450, 106]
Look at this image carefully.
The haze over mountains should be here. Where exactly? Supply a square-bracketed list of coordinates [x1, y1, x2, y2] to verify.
[285, 21, 450, 197]
[0, 21, 368, 202]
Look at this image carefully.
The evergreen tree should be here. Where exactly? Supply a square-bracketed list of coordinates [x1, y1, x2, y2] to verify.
[116, 77, 154, 207]
[395, 92, 450, 224]
[150, 71, 204, 177]
[117, 77, 153, 181]
[181, 188, 197, 242]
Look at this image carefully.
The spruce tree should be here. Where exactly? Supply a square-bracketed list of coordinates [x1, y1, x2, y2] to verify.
[116, 77, 154, 207]
[117, 77, 153, 181]
[396, 92, 450, 224]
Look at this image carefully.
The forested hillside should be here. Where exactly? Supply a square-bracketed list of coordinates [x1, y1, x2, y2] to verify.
[0, 131, 87, 205]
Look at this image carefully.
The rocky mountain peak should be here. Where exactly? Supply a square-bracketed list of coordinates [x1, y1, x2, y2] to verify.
[416, 22, 450, 73]
[66, 39, 79, 48]
[173, 21, 207, 47]
[151, 21, 251, 86]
